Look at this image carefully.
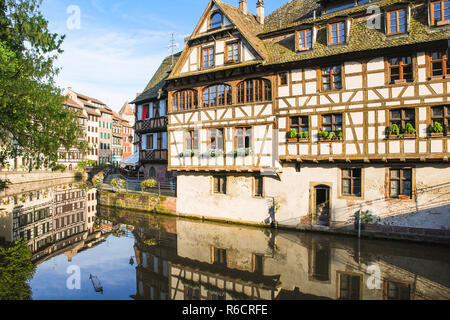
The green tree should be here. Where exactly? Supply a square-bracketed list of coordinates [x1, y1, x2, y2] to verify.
[0, 0, 87, 189]
[0, 239, 36, 300]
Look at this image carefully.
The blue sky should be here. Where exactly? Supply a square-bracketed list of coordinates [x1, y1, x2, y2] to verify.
[41, 0, 285, 112]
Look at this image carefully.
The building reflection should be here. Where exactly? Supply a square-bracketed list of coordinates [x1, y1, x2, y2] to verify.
[0, 182, 110, 265]
[99, 210, 450, 301]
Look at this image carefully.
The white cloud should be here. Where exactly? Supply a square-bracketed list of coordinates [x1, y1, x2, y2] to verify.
[54, 26, 182, 112]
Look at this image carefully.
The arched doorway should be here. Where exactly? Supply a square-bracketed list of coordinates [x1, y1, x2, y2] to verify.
[313, 185, 331, 226]
[149, 167, 156, 178]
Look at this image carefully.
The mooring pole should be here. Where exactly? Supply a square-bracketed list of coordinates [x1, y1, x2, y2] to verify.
[357, 209, 361, 239]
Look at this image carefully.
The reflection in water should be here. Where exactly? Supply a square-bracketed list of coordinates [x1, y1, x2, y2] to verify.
[1, 184, 449, 300]
[100, 207, 450, 301]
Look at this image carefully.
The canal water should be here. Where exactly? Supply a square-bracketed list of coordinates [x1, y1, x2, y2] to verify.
[0, 182, 449, 300]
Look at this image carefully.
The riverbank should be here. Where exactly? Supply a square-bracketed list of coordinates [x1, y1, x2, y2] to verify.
[98, 189, 450, 245]
[0, 170, 79, 185]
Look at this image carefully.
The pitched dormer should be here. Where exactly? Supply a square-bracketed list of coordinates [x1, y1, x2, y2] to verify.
[169, 0, 266, 79]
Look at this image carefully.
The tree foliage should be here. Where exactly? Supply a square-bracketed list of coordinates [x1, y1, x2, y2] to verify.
[0, 0, 87, 174]
[0, 239, 36, 300]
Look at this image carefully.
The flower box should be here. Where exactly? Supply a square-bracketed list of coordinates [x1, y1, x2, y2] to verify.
[402, 134, 416, 139]
[430, 132, 444, 137]
[398, 195, 411, 200]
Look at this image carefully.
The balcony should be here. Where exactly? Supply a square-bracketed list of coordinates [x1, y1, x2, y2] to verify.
[135, 117, 168, 133]
[140, 149, 168, 162]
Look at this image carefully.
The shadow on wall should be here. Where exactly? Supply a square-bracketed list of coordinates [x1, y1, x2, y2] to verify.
[328, 181, 450, 230]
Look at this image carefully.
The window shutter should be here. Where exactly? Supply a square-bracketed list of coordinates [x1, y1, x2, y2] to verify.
[138, 105, 143, 120]
[160, 100, 166, 117]
[163, 132, 168, 149]
[142, 134, 147, 150]
[153, 134, 157, 150]
[149, 103, 154, 119]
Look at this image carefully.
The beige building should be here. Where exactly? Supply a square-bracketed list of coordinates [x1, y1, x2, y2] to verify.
[165, 0, 450, 235]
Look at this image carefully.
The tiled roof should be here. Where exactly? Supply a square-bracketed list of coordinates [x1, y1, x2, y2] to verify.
[169, 0, 449, 79]
[214, 0, 268, 61]
[262, 0, 450, 66]
[119, 102, 134, 116]
[131, 52, 182, 104]
[73, 90, 107, 106]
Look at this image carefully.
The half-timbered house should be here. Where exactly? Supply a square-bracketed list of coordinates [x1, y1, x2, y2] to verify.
[166, 0, 450, 233]
[132, 54, 181, 182]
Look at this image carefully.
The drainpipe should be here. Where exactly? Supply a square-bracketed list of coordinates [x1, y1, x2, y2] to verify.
[357, 208, 362, 238]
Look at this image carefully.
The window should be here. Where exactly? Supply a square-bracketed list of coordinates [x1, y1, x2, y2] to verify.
[297, 29, 312, 51]
[254, 176, 264, 197]
[430, 0, 450, 26]
[279, 72, 288, 86]
[185, 130, 198, 150]
[339, 273, 361, 300]
[389, 168, 412, 199]
[329, 22, 346, 45]
[384, 281, 411, 300]
[185, 288, 200, 300]
[252, 254, 264, 274]
[213, 248, 227, 266]
[203, 84, 232, 108]
[430, 51, 450, 78]
[210, 12, 222, 29]
[389, 56, 413, 83]
[237, 79, 272, 104]
[235, 127, 252, 149]
[290, 116, 309, 135]
[209, 128, 224, 150]
[390, 108, 415, 131]
[173, 90, 198, 111]
[342, 168, 362, 197]
[213, 176, 227, 194]
[226, 42, 239, 63]
[321, 65, 342, 90]
[202, 47, 214, 68]
[387, 9, 407, 35]
[431, 105, 450, 128]
[322, 114, 343, 133]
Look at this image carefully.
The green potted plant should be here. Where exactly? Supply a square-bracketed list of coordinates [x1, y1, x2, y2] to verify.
[337, 131, 343, 140]
[430, 121, 444, 137]
[387, 123, 400, 139]
[327, 131, 336, 140]
[287, 129, 298, 142]
[403, 122, 416, 138]
[141, 179, 157, 192]
[318, 130, 329, 141]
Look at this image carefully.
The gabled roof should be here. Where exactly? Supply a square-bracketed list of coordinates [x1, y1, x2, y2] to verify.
[131, 52, 181, 104]
[72, 90, 107, 106]
[119, 102, 134, 116]
[168, 0, 268, 80]
[214, 0, 268, 60]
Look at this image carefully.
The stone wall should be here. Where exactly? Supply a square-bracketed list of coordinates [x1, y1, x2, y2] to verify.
[0, 170, 78, 185]
[99, 190, 176, 215]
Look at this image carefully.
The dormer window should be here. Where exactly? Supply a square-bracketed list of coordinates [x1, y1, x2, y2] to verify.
[387, 9, 407, 35]
[430, 0, 450, 26]
[329, 22, 346, 45]
[297, 29, 312, 51]
[210, 12, 222, 29]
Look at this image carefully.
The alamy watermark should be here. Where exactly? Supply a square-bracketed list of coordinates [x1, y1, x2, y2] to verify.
[66, 5, 81, 30]
[66, 265, 81, 290]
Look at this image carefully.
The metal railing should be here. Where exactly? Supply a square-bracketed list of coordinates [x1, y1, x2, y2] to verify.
[102, 173, 176, 197]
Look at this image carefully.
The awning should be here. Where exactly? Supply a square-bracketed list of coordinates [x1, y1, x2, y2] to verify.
[120, 152, 139, 166]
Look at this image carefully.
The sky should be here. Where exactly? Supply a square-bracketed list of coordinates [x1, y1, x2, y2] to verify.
[40, 0, 285, 113]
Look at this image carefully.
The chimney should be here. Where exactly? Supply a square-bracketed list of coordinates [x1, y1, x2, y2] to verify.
[239, 0, 247, 15]
[256, 0, 264, 24]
